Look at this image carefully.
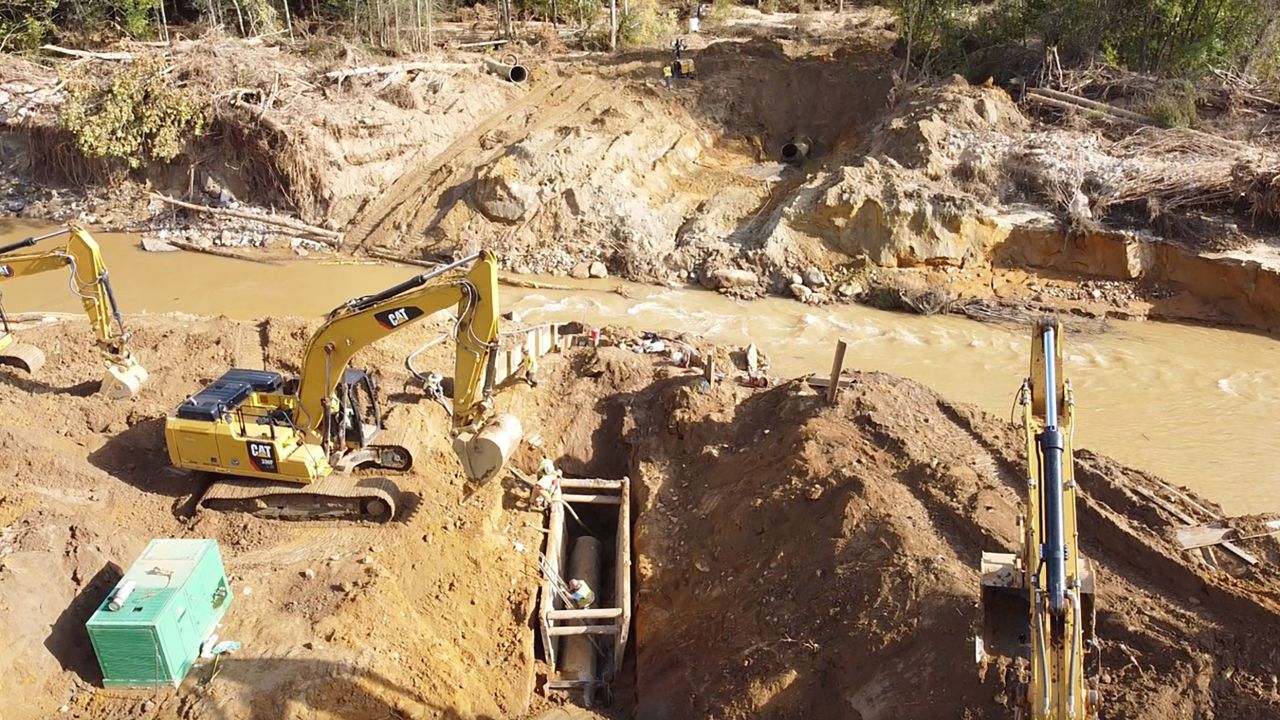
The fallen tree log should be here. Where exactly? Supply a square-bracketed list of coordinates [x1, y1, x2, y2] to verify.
[167, 239, 283, 265]
[1027, 87, 1258, 155]
[1028, 87, 1152, 123]
[39, 44, 134, 61]
[149, 193, 341, 245]
[322, 61, 472, 82]
[1026, 90, 1146, 124]
[366, 249, 444, 268]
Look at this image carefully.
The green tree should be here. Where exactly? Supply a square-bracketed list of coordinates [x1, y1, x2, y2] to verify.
[0, 0, 58, 50]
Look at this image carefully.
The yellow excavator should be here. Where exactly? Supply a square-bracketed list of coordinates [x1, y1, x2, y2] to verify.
[163, 251, 524, 522]
[981, 320, 1099, 719]
[0, 225, 148, 399]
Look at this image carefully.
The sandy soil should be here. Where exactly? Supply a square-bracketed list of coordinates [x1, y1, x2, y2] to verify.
[0, 314, 1278, 718]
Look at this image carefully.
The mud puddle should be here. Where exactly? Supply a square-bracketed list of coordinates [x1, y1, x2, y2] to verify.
[2, 219, 1277, 514]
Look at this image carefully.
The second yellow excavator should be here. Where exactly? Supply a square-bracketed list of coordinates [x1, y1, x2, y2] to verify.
[0, 225, 148, 399]
[163, 251, 523, 522]
[981, 320, 1100, 719]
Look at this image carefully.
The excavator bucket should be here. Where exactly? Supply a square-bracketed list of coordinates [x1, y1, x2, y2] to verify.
[454, 412, 524, 485]
[0, 341, 46, 375]
[979, 551, 1029, 661]
[978, 552, 1098, 661]
[100, 361, 149, 400]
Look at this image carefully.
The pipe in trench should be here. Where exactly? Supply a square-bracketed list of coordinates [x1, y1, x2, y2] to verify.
[482, 57, 529, 83]
[781, 137, 811, 163]
[561, 535, 603, 702]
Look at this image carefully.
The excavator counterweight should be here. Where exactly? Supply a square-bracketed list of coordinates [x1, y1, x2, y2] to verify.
[980, 320, 1100, 719]
[164, 251, 523, 522]
[0, 226, 147, 398]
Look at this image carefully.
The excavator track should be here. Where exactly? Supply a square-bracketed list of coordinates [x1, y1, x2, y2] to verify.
[199, 474, 399, 523]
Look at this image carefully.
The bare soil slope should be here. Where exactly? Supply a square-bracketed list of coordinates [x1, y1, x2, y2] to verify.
[0, 313, 559, 720]
[615, 365, 1280, 719]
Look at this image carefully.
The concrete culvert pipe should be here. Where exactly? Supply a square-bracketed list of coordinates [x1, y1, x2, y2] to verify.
[482, 57, 529, 83]
[781, 137, 811, 164]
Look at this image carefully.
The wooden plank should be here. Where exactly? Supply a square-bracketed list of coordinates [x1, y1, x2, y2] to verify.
[1132, 485, 1197, 524]
[547, 608, 623, 620]
[615, 476, 632, 671]
[827, 340, 848, 404]
[1154, 478, 1219, 521]
[1133, 486, 1258, 566]
[540, 498, 566, 670]
[561, 493, 621, 505]
[543, 680, 600, 691]
[806, 375, 852, 390]
[548, 625, 619, 636]
[1220, 541, 1260, 566]
[560, 478, 623, 490]
[1177, 524, 1235, 550]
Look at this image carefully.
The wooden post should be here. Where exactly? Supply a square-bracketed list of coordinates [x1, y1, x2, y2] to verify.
[282, 0, 293, 39]
[827, 339, 848, 404]
[609, 0, 617, 50]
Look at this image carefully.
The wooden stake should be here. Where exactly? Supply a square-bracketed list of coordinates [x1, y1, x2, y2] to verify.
[827, 339, 847, 404]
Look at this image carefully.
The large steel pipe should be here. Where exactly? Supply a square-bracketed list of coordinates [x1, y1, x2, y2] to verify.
[483, 57, 529, 83]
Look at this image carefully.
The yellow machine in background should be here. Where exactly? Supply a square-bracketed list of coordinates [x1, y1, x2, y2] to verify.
[164, 251, 523, 522]
[0, 225, 148, 399]
[981, 320, 1099, 719]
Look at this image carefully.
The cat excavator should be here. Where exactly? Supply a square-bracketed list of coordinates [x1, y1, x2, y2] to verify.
[0, 225, 148, 399]
[980, 320, 1100, 719]
[163, 251, 523, 522]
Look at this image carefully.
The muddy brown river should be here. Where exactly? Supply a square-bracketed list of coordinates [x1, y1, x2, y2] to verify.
[2, 220, 1277, 514]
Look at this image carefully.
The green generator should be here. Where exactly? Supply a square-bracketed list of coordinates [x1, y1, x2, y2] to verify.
[86, 539, 233, 687]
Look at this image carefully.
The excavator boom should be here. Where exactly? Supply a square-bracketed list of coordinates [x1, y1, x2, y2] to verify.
[0, 225, 147, 399]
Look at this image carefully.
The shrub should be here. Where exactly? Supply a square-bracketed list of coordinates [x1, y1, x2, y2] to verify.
[618, 0, 678, 47]
[59, 54, 207, 169]
[1139, 81, 1200, 128]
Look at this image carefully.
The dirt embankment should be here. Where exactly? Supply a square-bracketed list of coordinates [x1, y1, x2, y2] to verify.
[0, 316, 1278, 718]
[6, 17, 1280, 332]
[603, 357, 1280, 719]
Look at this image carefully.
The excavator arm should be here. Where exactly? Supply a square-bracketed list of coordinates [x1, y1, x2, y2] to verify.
[1023, 321, 1095, 718]
[981, 320, 1097, 719]
[0, 225, 147, 399]
[291, 250, 520, 483]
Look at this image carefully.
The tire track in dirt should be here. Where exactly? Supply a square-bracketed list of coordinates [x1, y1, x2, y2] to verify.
[346, 75, 604, 252]
[399, 76, 608, 246]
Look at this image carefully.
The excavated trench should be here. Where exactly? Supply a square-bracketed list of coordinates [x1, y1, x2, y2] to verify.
[533, 347, 1280, 720]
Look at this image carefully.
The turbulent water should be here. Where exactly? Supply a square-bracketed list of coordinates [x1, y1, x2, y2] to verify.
[3, 219, 1277, 514]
